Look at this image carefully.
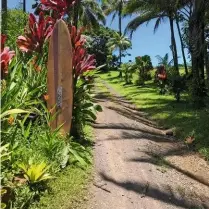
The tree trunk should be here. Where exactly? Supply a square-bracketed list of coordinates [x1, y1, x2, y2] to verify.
[205, 44, 209, 86]
[118, 0, 123, 78]
[169, 17, 179, 75]
[23, 0, 26, 12]
[73, 0, 80, 28]
[176, 16, 188, 75]
[1, 0, 7, 33]
[2, 0, 7, 11]
[189, 0, 206, 107]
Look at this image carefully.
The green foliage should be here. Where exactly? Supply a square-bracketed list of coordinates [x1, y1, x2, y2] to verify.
[156, 53, 173, 69]
[29, 166, 92, 209]
[1, 9, 27, 48]
[85, 26, 120, 71]
[100, 71, 209, 161]
[0, 143, 11, 163]
[72, 71, 102, 139]
[1, 189, 7, 209]
[135, 55, 153, 85]
[18, 162, 54, 185]
[1, 47, 95, 208]
[0, 109, 31, 120]
[121, 62, 136, 84]
[1, 5, 98, 208]
[107, 32, 132, 53]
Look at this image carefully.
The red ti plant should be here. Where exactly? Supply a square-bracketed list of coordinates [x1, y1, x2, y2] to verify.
[69, 26, 96, 80]
[69, 26, 86, 48]
[17, 12, 54, 53]
[40, 0, 75, 19]
[1, 34, 15, 79]
[1, 34, 7, 51]
[73, 46, 96, 77]
[157, 65, 167, 80]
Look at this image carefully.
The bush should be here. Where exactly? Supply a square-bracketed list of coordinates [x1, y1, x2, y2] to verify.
[121, 62, 136, 84]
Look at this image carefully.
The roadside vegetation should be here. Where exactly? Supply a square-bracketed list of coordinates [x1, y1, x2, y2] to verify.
[1, 0, 209, 208]
[100, 70, 209, 160]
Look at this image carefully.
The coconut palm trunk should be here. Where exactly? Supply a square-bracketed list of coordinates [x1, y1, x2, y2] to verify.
[205, 44, 209, 86]
[118, 0, 123, 78]
[176, 16, 188, 75]
[189, 0, 206, 106]
[23, 0, 26, 12]
[2, 0, 7, 32]
[169, 16, 179, 75]
[73, 0, 80, 28]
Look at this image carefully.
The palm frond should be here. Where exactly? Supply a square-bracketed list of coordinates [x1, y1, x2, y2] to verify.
[125, 11, 160, 38]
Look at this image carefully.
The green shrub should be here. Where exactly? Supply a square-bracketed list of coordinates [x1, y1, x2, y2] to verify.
[121, 62, 136, 84]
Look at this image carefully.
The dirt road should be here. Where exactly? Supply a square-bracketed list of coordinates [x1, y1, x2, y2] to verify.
[88, 82, 209, 209]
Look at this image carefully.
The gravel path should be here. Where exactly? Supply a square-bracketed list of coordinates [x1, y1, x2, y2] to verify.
[87, 82, 209, 209]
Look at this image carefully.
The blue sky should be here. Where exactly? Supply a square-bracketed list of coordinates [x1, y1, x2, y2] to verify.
[8, 0, 187, 66]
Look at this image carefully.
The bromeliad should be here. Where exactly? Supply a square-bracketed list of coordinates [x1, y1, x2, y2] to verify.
[17, 12, 54, 53]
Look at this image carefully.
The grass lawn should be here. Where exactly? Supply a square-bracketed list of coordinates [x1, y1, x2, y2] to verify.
[30, 126, 93, 209]
[99, 71, 209, 160]
[30, 166, 92, 209]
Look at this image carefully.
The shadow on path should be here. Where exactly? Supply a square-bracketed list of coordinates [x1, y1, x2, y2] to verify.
[99, 173, 206, 209]
[127, 152, 209, 188]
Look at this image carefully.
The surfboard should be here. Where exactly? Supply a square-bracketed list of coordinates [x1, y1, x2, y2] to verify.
[47, 19, 73, 134]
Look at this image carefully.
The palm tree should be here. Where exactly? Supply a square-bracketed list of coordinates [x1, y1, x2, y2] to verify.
[72, 0, 106, 29]
[156, 53, 173, 69]
[124, 0, 187, 75]
[102, 0, 124, 35]
[102, 0, 127, 71]
[189, 0, 206, 106]
[176, 13, 188, 75]
[107, 32, 132, 76]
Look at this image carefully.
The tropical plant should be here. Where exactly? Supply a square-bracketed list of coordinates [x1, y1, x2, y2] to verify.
[72, 71, 102, 138]
[102, 0, 124, 35]
[0, 0, 99, 207]
[155, 53, 173, 70]
[1, 9, 27, 48]
[38, 0, 75, 19]
[0, 143, 11, 163]
[72, 0, 106, 28]
[85, 26, 119, 71]
[121, 62, 136, 84]
[1, 34, 15, 79]
[124, 0, 189, 75]
[18, 162, 54, 185]
[135, 55, 152, 85]
[107, 32, 131, 76]
[17, 12, 54, 53]
[102, 0, 129, 71]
